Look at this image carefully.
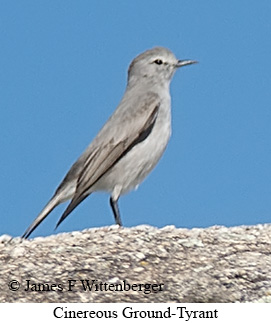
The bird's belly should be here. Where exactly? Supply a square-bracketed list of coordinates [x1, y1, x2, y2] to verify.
[92, 118, 171, 195]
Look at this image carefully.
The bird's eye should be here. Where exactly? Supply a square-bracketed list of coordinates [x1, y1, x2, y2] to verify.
[154, 59, 163, 65]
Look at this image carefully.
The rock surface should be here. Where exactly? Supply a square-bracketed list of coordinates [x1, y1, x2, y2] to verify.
[1, 224, 271, 303]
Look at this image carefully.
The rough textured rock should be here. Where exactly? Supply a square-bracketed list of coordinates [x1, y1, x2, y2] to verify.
[1, 224, 271, 303]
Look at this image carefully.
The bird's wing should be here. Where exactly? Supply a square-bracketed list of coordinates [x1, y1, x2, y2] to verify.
[55, 91, 160, 228]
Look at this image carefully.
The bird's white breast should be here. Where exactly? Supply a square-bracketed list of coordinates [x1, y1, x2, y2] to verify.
[93, 91, 172, 195]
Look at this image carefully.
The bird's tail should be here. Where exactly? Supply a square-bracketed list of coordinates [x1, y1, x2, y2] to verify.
[21, 194, 62, 239]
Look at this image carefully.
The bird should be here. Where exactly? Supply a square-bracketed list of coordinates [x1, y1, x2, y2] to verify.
[22, 46, 197, 238]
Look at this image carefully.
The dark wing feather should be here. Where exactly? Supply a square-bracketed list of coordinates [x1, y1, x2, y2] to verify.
[55, 92, 160, 228]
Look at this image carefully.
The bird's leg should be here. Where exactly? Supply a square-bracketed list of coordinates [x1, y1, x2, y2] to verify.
[110, 196, 122, 226]
[110, 185, 123, 226]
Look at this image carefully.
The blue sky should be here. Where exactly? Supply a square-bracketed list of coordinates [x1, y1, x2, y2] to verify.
[1, 1, 271, 238]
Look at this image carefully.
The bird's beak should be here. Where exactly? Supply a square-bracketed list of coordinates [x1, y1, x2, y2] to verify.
[176, 59, 198, 68]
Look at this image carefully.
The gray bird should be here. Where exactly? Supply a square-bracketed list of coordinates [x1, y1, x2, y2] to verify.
[22, 47, 197, 238]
